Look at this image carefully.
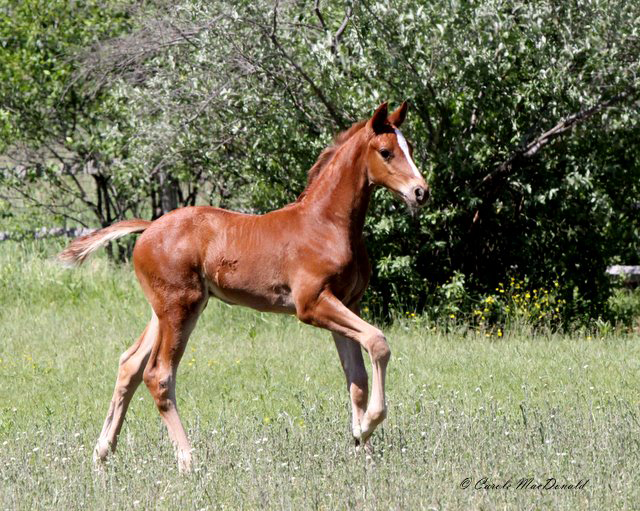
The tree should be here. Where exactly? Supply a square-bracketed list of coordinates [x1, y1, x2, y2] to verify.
[3, 0, 639, 320]
[0, 0, 141, 236]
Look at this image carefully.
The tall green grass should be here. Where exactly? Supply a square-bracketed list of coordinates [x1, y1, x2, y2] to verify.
[1, 240, 639, 510]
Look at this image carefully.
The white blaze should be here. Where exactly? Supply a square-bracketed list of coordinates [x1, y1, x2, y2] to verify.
[394, 129, 421, 178]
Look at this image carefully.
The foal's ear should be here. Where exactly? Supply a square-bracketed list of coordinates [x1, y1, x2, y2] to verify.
[387, 101, 408, 128]
[368, 102, 389, 134]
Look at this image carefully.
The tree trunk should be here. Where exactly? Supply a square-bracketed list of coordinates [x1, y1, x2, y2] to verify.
[153, 171, 179, 218]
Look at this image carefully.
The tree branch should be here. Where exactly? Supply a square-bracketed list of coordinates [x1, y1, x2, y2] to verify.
[265, 9, 347, 128]
[332, 4, 353, 54]
[477, 89, 636, 192]
[4, 183, 91, 227]
[313, 0, 327, 31]
[169, 22, 201, 50]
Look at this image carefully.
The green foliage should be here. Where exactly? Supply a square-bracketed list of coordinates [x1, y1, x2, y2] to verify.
[608, 287, 640, 328]
[0, 0, 141, 227]
[0, 0, 132, 143]
[2, 0, 639, 323]
[106, 0, 639, 322]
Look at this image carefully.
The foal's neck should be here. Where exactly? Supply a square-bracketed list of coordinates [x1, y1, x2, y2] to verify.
[301, 133, 372, 239]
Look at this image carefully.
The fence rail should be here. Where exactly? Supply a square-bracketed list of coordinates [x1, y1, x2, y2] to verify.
[0, 227, 95, 242]
[606, 265, 640, 285]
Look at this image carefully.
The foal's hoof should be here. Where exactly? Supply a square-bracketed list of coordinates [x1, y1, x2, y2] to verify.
[93, 439, 111, 465]
[358, 408, 386, 444]
[353, 422, 374, 447]
[354, 438, 375, 465]
[357, 421, 374, 445]
[355, 438, 374, 453]
[177, 449, 193, 474]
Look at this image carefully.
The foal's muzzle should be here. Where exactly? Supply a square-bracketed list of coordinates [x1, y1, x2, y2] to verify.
[413, 186, 430, 207]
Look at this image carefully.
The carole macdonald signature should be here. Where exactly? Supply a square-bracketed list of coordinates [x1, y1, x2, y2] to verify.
[460, 477, 589, 491]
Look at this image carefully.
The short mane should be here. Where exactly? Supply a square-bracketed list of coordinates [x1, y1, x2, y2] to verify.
[297, 120, 367, 201]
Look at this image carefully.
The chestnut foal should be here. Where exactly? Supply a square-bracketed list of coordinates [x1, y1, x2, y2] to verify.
[60, 102, 429, 472]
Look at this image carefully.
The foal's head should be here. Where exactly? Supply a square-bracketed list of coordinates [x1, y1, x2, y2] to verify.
[364, 102, 429, 210]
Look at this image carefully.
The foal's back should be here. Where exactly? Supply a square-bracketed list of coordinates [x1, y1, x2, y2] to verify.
[132, 205, 313, 314]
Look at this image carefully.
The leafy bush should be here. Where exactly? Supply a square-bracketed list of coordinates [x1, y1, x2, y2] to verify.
[608, 288, 640, 328]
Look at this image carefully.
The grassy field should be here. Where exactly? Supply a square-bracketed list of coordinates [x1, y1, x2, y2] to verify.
[1, 240, 639, 510]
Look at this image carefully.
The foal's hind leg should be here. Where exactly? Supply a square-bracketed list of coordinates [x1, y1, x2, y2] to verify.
[94, 313, 159, 463]
[142, 290, 207, 473]
[332, 333, 368, 444]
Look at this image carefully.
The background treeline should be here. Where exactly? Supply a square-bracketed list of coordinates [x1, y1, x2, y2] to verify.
[1, 0, 639, 325]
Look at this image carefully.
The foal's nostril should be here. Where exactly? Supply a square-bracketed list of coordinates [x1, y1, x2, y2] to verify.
[414, 186, 428, 205]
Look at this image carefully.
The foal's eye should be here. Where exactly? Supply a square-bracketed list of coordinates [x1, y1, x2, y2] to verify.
[379, 148, 392, 160]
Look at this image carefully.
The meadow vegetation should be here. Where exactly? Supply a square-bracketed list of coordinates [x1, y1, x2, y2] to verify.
[1, 240, 639, 510]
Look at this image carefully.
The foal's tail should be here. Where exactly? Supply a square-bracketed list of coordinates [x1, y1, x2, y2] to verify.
[58, 219, 152, 267]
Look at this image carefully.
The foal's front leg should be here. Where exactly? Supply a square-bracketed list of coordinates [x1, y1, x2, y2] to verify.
[297, 290, 390, 444]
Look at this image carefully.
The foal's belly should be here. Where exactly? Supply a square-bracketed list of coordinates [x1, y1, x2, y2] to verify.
[203, 256, 296, 314]
[207, 280, 296, 314]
